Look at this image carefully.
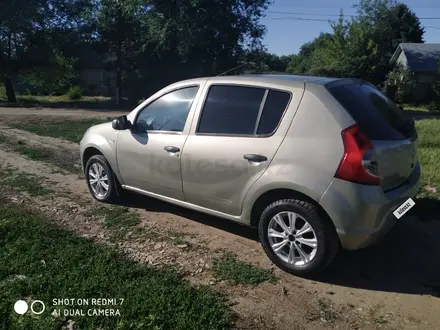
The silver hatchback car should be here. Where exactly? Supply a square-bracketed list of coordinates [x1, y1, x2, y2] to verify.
[80, 74, 421, 276]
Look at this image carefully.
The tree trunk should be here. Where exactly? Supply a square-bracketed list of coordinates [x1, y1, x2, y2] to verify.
[3, 76, 16, 103]
[115, 42, 122, 105]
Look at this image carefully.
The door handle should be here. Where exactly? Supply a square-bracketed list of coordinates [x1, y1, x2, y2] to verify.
[244, 154, 267, 162]
[164, 146, 180, 153]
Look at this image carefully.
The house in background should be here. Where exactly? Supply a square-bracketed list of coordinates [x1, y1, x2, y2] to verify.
[76, 49, 117, 97]
[390, 43, 440, 102]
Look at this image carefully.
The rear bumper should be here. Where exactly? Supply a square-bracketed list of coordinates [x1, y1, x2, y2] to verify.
[319, 162, 421, 250]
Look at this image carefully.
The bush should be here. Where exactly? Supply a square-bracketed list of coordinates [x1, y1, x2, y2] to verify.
[381, 83, 397, 101]
[427, 101, 440, 112]
[66, 85, 82, 100]
[22, 50, 78, 95]
[432, 62, 440, 104]
[385, 65, 416, 103]
[0, 86, 5, 100]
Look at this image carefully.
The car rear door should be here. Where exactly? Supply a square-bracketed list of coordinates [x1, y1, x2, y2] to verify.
[181, 82, 304, 216]
[327, 81, 418, 191]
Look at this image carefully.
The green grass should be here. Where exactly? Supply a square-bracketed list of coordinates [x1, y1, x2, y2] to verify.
[14, 144, 50, 160]
[0, 139, 81, 174]
[0, 93, 133, 110]
[89, 206, 142, 242]
[9, 118, 111, 143]
[0, 200, 233, 330]
[0, 170, 53, 196]
[90, 205, 141, 229]
[414, 119, 440, 220]
[17, 94, 110, 103]
[402, 104, 430, 112]
[213, 253, 277, 285]
[416, 119, 440, 199]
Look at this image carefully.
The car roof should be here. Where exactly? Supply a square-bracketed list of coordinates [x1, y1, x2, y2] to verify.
[237, 74, 341, 85]
[175, 74, 343, 89]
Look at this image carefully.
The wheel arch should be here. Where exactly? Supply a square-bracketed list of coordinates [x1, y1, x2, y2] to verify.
[82, 144, 123, 185]
[82, 146, 103, 169]
[249, 188, 335, 230]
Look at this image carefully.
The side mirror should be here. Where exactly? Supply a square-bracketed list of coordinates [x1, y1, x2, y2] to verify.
[112, 115, 132, 130]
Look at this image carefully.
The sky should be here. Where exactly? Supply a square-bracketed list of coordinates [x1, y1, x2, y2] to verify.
[261, 0, 440, 55]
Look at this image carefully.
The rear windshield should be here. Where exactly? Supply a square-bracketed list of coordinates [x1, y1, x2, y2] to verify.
[327, 82, 415, 140]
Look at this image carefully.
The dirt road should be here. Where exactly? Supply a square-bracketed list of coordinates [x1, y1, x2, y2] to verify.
[0, 107, 439, 329]
[0, 106, 127, 118]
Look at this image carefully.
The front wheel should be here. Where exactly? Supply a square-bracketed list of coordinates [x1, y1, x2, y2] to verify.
[258, 199, 339, 277]
[85, 155, 119, 203]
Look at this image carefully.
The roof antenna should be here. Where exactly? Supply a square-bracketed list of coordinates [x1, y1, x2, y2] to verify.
[216, 54, 265, 76]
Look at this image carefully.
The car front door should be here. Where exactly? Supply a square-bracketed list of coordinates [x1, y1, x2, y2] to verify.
[116, 85, 200, 201]
[181, 83, 298, 216]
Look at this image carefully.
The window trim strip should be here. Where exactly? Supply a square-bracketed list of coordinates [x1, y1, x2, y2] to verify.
[253, 89, 269, 135]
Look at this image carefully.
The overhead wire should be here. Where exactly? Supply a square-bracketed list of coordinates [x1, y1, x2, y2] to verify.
[264, 13, 440, 31]
[266, 11, 440, 20]
[270, 2, 440, 9]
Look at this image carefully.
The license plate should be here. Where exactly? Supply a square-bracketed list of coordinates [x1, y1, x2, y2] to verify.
[393, 198, 415, 219]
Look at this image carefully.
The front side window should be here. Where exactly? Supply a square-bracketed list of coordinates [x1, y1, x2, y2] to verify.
[135, 86, 198, 132]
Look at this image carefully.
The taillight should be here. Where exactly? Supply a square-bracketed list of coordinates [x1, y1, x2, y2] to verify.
[335, 124, 380, 185]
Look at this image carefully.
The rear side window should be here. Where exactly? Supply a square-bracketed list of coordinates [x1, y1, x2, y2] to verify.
[257, 90, 291, 135]
[197, 85, 265, 135]
[327, 82, 414, 140]
[197, 85, 290, 136]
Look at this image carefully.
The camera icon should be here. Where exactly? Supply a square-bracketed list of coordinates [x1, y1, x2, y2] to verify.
[14, 300, 46, 315]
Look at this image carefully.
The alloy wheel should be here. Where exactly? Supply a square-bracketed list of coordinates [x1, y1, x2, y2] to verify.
[88, 163, 109, 198]
[267, 211, 318, 266]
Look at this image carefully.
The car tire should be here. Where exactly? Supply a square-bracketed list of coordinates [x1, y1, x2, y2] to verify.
[85, 155, 120, 203]
[258, 199, 339, 277]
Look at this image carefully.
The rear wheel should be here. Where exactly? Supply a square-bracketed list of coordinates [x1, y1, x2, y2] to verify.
[85, 155, 119, 202]
[258, 199, 339, 277]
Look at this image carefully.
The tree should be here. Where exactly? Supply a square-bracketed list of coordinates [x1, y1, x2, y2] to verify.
[147, 0, 271, 73]
[353, 0, 424, 84]
[121, 0, 272, 99]
[286, 33, 333, 74]
[0, 0, 93, 102]
[432, 62, 440, 101]
[22, 50, 78, 95]
[428, 62, 440, 111]
[94, 0, 146, 103]
[0, 0, 37, 102]
[286, 0, 425, 86]
[320, 16, 381, 80]
[241, 50, 291, 73]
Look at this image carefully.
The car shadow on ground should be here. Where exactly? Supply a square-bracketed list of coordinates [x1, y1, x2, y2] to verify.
[317, 199, 440, 297]
[117, 192, 440, 297]
[118, 191, 259, 241]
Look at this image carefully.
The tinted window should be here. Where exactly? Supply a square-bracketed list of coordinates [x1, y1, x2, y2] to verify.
[197, 85, 265, 135]
[257, 90, 291, 135]
[135, 86, 198, 132]
[327, 83, 415, 140]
